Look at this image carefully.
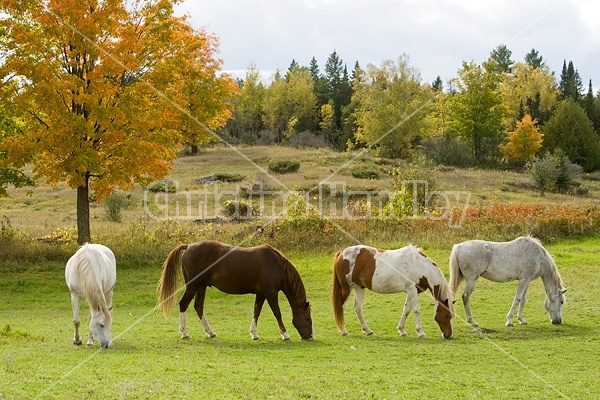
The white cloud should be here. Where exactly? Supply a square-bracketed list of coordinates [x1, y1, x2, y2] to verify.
[176, 0, 600, 88]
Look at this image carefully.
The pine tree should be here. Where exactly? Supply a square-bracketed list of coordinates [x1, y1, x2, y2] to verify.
[524, 48, 545, 69]
[559, 60, 583, 102]
[489, 44, 514, 74]
[432, 76, 443, 92]
[583, 80, 598, 131]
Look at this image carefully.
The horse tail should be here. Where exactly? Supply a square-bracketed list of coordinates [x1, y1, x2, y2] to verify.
[448, 244, 463, 301]
[157, 244, 188, 317]
[331, 251, 346, 333]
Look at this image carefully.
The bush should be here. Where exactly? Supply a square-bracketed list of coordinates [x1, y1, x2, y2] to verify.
[221, 200, 255, 220]
[351, 165, 381, 180]
[421, 136, 476, 167]
[526, 150, 581, 196]
[288, 131, 330, 149]
[268, 159, 300, 174]
[385, 162, 440, 217]
[103, 192, 131, 222]
[214, 172, 245, 183]
[147, 180, 177, 193]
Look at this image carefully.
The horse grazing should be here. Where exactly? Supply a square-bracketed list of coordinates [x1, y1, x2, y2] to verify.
[65, 243, 116, 348]
[157, 240, 314, 340]
[332, 245, 454, 339]
[449, 236, 567, 327]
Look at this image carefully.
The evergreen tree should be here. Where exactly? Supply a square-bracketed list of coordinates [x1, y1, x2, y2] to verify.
[325, 50, 344, 130]
[583, 80, 598, 131]
[558, 60, 583, 102]
[432, 76, 443, 92]
[524, 48, 545, 69]
[543, 99, 600, 171]
[309, 56, 329, 109]
[489, 44, 514, 74]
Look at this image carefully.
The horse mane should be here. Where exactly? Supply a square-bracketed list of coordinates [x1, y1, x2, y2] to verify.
[76, 245, 110, 318]
[527, 235, 565, 289]
[270, 247, 307, 305]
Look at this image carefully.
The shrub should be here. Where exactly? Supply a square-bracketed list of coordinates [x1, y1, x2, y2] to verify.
[147, 180, 177, 193]
[526, 150, 581, 196]
[103, 192, 131, 222]
[288, 131, 330, 149]
[214, 172, 245, 183]
[421, 136, 476, 167]
[268, 159, 300, 174]
[221, 200, 255, 220]
[351, 165, 381, 180]
[385, 162, 440, 217]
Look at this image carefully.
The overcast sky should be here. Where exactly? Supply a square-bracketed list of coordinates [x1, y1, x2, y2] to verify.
[176, 0, 599, 89]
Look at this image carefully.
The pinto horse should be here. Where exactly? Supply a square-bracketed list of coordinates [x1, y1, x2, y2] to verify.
[157, 240, 314, 340]
[332, 245, 454, 338]
[449, 236, 567, 327]
[65, 243, 116, 349]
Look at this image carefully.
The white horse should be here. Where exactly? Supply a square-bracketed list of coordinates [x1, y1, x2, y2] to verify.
[449, 236, 566, 327]
[65, 243, 116, 348]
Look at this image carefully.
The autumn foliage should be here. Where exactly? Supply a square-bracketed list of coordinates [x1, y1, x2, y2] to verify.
[499, 114, 543, 162]
[0, 0, 237, 242]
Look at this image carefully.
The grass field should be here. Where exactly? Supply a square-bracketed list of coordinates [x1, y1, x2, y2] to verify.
[1, 237, 599, 399]
[1, 145, 600, 399]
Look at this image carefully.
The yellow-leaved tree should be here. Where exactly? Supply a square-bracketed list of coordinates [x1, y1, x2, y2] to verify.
[0, 0, 236, 243]
[499, 114, 543, 163]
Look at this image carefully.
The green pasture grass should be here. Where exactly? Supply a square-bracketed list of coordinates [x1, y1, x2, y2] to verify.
[1, 239, 599, 399]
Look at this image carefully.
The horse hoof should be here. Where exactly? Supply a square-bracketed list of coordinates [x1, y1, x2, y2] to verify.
[399, 332, 408, 337]
[418, 334, 427, 339]
[519, 321, 528, 325]
[506, 322, 514, 327]
[365, 331, 374, 336]
[181, 334, 190, 340]
[86, 343, 94, 347]
[208, 333, 217, 338]
[251, 336, 260, 340]
[341, 332, 349, 336]
[73, 340, 82, 346]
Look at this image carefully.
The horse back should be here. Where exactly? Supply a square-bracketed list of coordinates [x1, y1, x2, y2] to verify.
[181, 241, 286, 294]
[456, 237, 547, 282]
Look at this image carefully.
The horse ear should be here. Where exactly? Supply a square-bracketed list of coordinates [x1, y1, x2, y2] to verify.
[305, 302, 310, 309]
[560, 288, 567, 295]
[108, 305, 113, 312]
[452, 299, 457, 304]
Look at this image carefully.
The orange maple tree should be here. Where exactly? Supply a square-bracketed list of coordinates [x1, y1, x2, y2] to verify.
[0, 0, 236, 243]
[499, 114, 543, 163]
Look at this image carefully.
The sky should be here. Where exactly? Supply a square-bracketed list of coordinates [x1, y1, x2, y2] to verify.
[176, 0, 600, 90]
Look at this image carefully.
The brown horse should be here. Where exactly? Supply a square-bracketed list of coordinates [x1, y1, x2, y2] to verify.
[157, 240, 314, 340]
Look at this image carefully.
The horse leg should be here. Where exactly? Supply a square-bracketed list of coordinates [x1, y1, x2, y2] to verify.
[398, 289, 425, 337]
[265, 293, 290, 340]
[250, 294, 266, 340]
[338, 284, 352, 336]
[353, 287, 373, 336]
[462, 279, 479, 327]
[86, 310, 94, 347]
[178, 285, 196, 339]
[410, 291, 426, 338]
[194, 286, 216, 338]
[70, 294, 82, 345]
[507, 280, 530, 327]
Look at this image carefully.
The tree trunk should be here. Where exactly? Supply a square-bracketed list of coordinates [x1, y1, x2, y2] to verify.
[77, 175, 91, 244]
[190, 143, 198, 155]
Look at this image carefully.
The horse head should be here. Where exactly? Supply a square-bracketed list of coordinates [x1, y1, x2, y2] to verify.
[544, 288, 567, 324]
[90, 305, 113, 348]
[434, 298, 454, 339]
[292, 302, 314, 340]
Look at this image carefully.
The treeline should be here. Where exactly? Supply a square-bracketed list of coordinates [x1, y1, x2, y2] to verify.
[220, 45, 600, 171]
